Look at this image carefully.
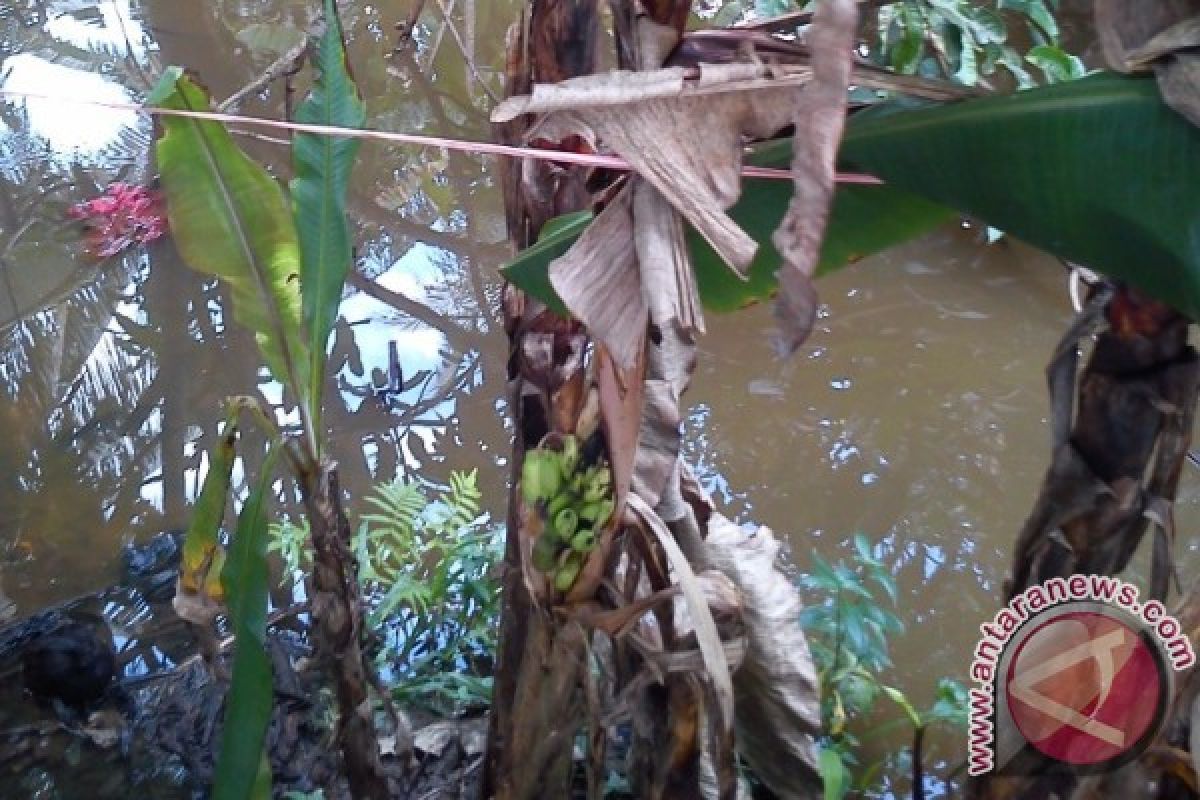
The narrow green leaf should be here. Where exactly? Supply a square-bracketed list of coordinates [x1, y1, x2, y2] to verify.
[291, 0, 366, 443]
[852, 533, 877, 566]
[881, 685, 922, 729]
[819, 746, 849, 800]
[213, 446, 282, 800]
[179, 408, 239, 599]
[149, 68, 309, 419]
[1000, 0, 1058, 40]
[967, 7, 1008, 45]
[891, 3, 925, 75]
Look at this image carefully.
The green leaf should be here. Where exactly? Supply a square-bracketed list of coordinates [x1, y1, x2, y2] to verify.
[967, 7, 1008, 45]
[179, 410, 238, 600]
[868, 567, 898, 605]
[839, 72, 1200, 321]
[291, 0, 366, 442]
[696, 177, 951, 310]
[891, 3, 925, 75]
[509, 76, 1200, 323]
[881, 685, 923, 729]
[213, 445, 282, 800]
[951, 26, 980, 86]
[499, 211, 590, 316]
[852, 533, 878, 566]
[149, 68, 309, 408]
[1000, 0, 1058, 39]
[1025, 44, 1086, 84]
[819, 746, 850, 800]
[927, 678, 970, 728]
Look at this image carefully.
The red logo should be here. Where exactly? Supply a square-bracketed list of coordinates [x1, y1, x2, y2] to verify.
[1004, 609, 1167, 767]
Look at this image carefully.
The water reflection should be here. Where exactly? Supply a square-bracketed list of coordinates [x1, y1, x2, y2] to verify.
[1, 5, 1198, 793]
[0, 0, 515, 619]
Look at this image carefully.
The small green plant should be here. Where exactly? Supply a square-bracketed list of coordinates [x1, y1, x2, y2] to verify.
[869, 0, 1084, 88]
[269, 469, 501, 714]
[800, 534, 967, 799]
[699, 1, 1082, 88]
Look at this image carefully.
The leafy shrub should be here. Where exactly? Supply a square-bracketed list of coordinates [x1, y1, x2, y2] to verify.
[799, 534, 967, 799]
[870, 0, 1085, 87]
[269, 469, 501, 714]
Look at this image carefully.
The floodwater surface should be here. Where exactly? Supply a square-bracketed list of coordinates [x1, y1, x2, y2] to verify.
[1, 0, 1197, 794]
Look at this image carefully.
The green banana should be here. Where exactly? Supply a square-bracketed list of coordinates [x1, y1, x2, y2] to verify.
[570, 529, 595, 553]
[553, 508, 579, 540]
[554, 552, 583, 592]
[546, 490, 573, 521]
[521, 438, 614, 588]
[579, 499, 613, 526]
[521, 451, 562, 506]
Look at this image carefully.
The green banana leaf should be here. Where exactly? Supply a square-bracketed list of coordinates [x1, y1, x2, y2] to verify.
[502, 71, 1200, 321]
[833, 71, 1200, 320]
[690, 179, 952, 312]
[501, 180, 950, 314]
[291, 0, 365, 437]
[149, 67, 309, 401]
[214, 445, 281, 800]
[502, 211, 591, 317]
[500, 157, 951, 314]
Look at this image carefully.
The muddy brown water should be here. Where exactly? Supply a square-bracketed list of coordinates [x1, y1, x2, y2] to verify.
[1, 0, 1198, 795]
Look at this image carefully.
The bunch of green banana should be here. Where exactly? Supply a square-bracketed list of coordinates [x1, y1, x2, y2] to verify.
[521, 435, 615, 592]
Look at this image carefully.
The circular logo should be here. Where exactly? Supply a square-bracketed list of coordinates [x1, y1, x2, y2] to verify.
[1003, 606, 1170, 768]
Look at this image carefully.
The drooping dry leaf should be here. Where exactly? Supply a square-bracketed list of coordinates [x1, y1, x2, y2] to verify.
[633, 180, 705, 333]
[494, 63, 803, 278]
[630, 380, 684, 508]
[705, 513, 822, 799]
[1096, 0, 1200, 70]
[1095, 0, 1200, 127]
[627, 493, 735, 730]
[547, 186, 647, 369]
[597, 342, 645, 510]
[1156, 57, 1200, 127]
[492, 62, 800, 119]
[1126, 17, 1200, 65]
[632, 310, 698, 508]
[770, 0, 859, 355]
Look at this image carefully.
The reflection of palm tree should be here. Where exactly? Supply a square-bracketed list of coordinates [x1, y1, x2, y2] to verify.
[0, 0, 520, 614]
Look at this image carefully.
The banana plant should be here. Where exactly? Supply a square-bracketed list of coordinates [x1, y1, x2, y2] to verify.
[504, 72, 1200, 324]
[149, 1, 385, 797]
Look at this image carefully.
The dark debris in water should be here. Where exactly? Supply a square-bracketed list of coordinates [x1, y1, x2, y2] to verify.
[0, 534, 485, 799]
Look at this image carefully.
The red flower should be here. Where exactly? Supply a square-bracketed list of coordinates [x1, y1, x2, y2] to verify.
[68, 183, 167, 259]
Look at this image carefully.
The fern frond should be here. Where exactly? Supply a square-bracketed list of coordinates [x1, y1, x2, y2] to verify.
[445, 469, 482, 532]
[362, 479, 426, 536]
